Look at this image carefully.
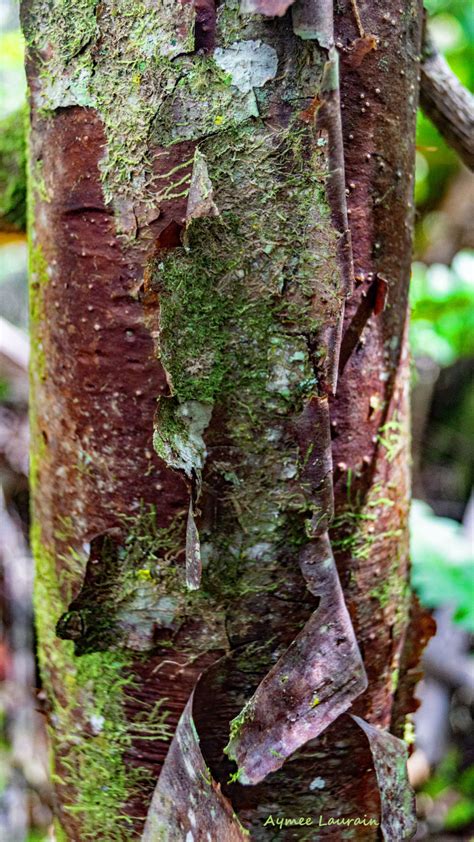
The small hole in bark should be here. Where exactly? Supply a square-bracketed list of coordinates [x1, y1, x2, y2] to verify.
[194, 0, 217, 53]
[155, 220, 183, 250]
[41, 430, 49, 445]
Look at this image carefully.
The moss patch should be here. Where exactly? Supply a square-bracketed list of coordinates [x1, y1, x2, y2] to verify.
[151, 122, 339, 607]
[22, 0, 329, 240]
[32, 521, 172, 841]
[23, 0, 195, 227]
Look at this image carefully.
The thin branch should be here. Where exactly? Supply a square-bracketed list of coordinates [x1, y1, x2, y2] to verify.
[420, 29, 474, 170]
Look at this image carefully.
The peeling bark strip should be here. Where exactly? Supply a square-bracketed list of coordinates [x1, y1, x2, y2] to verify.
[225, 390, 367, 782]
[351, 716, 416, 841]
[23, 0, 427, 838]
[142, 693, 248, 841]
[222, 0, 366, 788]
[185, 500, 202, 590]
[225, 537, 368, 784]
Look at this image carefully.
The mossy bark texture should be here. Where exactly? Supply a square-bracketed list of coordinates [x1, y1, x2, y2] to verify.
[23, 0, 433, 839]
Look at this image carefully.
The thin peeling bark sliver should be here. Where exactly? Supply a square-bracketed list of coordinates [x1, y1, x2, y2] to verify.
[225, 537, 368, 784]
[142, 693, 249, 841]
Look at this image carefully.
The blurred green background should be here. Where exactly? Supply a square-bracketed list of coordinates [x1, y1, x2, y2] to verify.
[410, 0, 473, 635]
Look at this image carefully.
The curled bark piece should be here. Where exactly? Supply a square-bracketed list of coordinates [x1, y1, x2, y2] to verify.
[420, 31, 474, 170]
[351, 715, 416, 841]
[294, 394, 333, 531]
[225, 388, 367, 784]
[185, 500, 202, 591]
[142, 693, 248, 841]
[316, 48, 354, 393]
[225, 537, 367, 784]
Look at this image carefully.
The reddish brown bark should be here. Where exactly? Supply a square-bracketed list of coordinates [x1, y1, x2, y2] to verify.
[24, 0, 432, 838]
[332, 0, 428, 730]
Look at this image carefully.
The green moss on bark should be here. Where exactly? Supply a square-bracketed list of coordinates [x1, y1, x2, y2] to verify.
[28, 134, 51, 494]
[151, 114, 343, 625]
[154, 119, 338, 402]
[32, 521, 172, 841]
[23, 0, 195, 227]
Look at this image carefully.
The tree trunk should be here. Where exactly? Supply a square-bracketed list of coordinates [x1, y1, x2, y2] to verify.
[22, 0, 433, 839]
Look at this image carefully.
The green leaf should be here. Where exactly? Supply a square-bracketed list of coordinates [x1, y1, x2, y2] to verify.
[410, 252, 474, 364]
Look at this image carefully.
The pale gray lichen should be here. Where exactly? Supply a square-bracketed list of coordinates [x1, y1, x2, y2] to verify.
[116, 590, 178, 650]
[153, 400, 213, 477]
[214, 40, 278, 94]
[309, 776, 326, 790]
